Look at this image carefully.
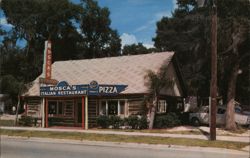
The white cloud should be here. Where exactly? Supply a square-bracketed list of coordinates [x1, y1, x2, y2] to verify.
[0, 17, 13, 28]
[143, 43, 154, 49]
[120, 33, 154, 49]
[134, 11, 171, 33]
[120, 33, 138, 47]
[135, 25, 149, 33]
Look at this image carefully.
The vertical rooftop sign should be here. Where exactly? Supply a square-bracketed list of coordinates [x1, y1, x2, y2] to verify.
[43, 40, 52, 79]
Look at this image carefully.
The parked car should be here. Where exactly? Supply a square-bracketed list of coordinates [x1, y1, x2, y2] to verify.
[189, 106, 250, 127]
[235, 105, 250, 116]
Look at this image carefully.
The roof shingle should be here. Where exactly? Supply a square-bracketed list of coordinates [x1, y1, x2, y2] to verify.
[24, 52, 175, 96]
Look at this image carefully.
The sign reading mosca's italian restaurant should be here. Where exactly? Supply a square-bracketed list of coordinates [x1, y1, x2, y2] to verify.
[40, 80, 127, 96]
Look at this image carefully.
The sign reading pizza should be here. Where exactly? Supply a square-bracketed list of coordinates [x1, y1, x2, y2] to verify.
[40, 81, 127, 96]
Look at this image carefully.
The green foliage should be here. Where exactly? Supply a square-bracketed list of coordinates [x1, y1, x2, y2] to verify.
[153, 0, 250, 105]
[122, 43, 156, 55]
[109, 115, 122, 129]
[18, 116, 34, 127]
[127, 115, 139, 129]
[1, 0, 83, 82]
[138, 115, 148, 129]
[1, 0, 122, 106]
[79, 0, 121, 58]
[126, 115, 148, 129]
[1, 0, 122, 84]
[0, 75, 22, 96]
[144, 70, 173, 97]
[96, 115, 110, 128]
[154, 113, 181, 128]
[154, 4, 211, 96]
[0, 75, 24, 105]
[96, 115, 148, 129]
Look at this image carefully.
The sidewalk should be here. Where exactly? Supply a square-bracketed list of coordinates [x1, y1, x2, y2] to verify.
[1, 126, 249, 143]
[2, 136, 248, 156]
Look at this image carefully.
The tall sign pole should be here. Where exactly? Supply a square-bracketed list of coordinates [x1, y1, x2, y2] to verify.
[210, 0, 217, 141]
[42, 40, 52, 128]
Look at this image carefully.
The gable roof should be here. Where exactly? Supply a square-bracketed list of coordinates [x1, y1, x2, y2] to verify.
[24, 52, 176, 96]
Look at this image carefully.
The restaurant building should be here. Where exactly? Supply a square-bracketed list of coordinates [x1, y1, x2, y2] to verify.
[22, 51, 186, 129]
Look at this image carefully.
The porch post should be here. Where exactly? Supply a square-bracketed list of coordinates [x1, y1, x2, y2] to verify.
[45, 98, 48, 128]
[41, 98, 45, 127]
[82, 96, 85, 129]
[85, 96, 88, 130]
[118, 101, 120, 116]
[25, 101, 28, 116]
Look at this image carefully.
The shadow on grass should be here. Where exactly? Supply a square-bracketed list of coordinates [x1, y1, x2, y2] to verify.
[197, 128, 210, 139]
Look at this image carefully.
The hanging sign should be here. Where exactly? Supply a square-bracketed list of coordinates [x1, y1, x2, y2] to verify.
[40, 81, 127, 96]
[39, 77, 59, 85]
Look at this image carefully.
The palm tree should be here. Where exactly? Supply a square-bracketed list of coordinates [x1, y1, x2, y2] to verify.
[144, 68, 173, 129]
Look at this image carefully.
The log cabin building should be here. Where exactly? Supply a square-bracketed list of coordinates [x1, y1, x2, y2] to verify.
[22, 52, 186, 129]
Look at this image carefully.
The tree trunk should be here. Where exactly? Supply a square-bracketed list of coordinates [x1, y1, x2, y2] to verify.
[15, 95, 20, 126]
[225, 63, 239, 130]
[148, 105, 156, 129]
[149, 96, 157, 129]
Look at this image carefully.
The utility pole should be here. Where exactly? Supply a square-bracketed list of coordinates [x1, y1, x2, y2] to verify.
[210, 0, 217, 141]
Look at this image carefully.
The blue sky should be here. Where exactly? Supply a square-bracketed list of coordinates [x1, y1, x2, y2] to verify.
[97, 0, 177, 48]
[0, 0, 177, 48]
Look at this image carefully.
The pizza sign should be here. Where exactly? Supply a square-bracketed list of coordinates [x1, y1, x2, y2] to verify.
[40, 81, 127, 96]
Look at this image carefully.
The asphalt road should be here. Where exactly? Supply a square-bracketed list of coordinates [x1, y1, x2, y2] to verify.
[0, 137, 248, 158]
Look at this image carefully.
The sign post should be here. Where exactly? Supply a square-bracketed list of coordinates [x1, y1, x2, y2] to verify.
[210, 0, 217, 141]
[82, 96, 85, 129]
[85, 96, 88, 130]
[42, 40, 52, 128]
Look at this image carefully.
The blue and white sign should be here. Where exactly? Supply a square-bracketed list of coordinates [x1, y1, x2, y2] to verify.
[40, 81, 127, 96]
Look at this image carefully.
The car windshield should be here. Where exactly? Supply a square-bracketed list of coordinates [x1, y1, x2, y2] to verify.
[235, 106, 242, 113]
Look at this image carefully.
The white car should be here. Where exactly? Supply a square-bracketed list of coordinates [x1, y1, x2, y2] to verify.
[189, 106, 250, 126]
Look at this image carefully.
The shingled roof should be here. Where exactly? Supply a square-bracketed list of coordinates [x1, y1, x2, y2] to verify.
[24, 52, 176, 96]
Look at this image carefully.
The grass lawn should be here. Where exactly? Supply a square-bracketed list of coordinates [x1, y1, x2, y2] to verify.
[0, 120, 15, 126]
[92, 128, 206, 135]
[1, 129, 248, 150]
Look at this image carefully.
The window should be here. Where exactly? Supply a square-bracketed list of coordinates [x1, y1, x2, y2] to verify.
[48, 100, 73, 116]
[157, 100, 167, 113]
[108, 101, 118, 115]
[99, 101, 106, 115]
[99, 100, 126, 116]
[48, 101, 57, 114]
[120, 101, 125, 115]
[58, 101, 63, 114]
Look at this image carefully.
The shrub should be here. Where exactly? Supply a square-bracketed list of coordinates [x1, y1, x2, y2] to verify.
[97, 115, 148, 129]
[127, 115, 139, 129]
[123, 117, 129, 126]
[97, 115, 109, 128]
[138, 115, 148, 129]
[109, 115, 122, 129]
[18, 116, 33, 126]
[154, 113, 181, 128]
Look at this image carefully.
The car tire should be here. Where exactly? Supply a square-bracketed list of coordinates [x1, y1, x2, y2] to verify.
[191, 117, 200, 127]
